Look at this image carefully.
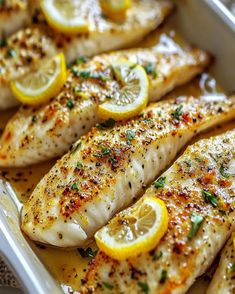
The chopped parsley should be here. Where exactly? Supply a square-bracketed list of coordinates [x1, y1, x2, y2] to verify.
[138, 282, 149, 293]
[126, 129, 135, 145]
[76, 162, 83, 169]
[96, 118, 115, 129]
[219, 164, 230, 178]
[219, 209, 227, 216]
[227, 263, 235, 274]
[0, 35, 7, 47]
[153, 250, 163, 261]
[159, 270, 168, 284]
[153, 176, 166, 189]
[66, 99, 75, 109]
[143, 63, 157, 78]
[188, 213, 204, 240]
[94, 146, 111, 158]
[71, 69, 108, 82]
[7, 48, 16, 58]
[102, 282, 114, 290]
[71, 183, 79, 190]
[76, 56, 89, 65]
[171, 105, 183, 120]
[202, 190, 218, 208]
[78, 247, 97, 258]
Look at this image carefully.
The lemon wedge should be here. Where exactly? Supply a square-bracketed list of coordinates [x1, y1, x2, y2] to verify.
[40, 0, 88, 35]
[11, 53, 67, 105]
[98, 60, 149, 121]
[100, 0, 132, 20]
[95, 197, 168, 260]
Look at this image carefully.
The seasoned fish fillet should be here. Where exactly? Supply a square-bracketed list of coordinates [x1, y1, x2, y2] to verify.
[21, 96, 235, 247]
[0, 46, 210, 167]
[0, 0, 173, 109]
[0, 0, 28, 37]
[207, 233, 235, 294]
[84, 129, 235, 294]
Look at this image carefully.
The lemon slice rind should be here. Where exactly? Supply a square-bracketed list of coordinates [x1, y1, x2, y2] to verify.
[95, 197, 168, 260]
[11, 53, 67, 105]
[41, 0, 88, 35]
[98, 60, 149, 121]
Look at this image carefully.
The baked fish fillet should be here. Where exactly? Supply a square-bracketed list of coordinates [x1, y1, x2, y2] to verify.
[0, 46, 210, 167]
[84, 129, 235, 294]
[0, 0, 173, 110]
[0, 0, 28, 37]
[21, 96, 235, 247]
[207, 233, 235, 294]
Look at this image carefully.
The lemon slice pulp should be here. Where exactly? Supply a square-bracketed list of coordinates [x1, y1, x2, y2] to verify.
[98, 60, 149, 121]
[95, 197, 168, 260]
[40, 0, 89, 35]
[11, 53, 67, 105]
[100, 0, 132, 19]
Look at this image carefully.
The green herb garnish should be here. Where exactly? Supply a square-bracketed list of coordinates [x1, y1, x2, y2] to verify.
[66, 99, 75, 109]
[188, 213, 204, 240]
[76, 56, 89, 65]
[153, 251, 163, 261]
[96, 118, 116, 129]
[227, 263, 235, 274]
[159, 270, 168, 284]
[126, 129, 135, 145]
[102, 282, 114, 290]
[71, 183, 79, 190]
[76, 162, 83, 169]
[219, 164, 230, 178]
[171, 105, 183, 120]
[144, 63, 157, 78]
[153, 176, 166, 189]
[202, 190, 218, 208]
[7, 48, 16, 58]
[78, 247, 97, 258]
[138, 282, 149, 293]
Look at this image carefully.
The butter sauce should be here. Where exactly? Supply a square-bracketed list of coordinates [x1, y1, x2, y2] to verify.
[0, 26, 234, 293]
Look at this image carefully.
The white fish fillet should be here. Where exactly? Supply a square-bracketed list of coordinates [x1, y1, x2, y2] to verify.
[207, 233, 235, 294]
[0, 46, 210, 167]
[0, 0, 173, 109]
[21, 96, 235, 248]
[84, 129, 235, 294]
[0, 0, 28, 37]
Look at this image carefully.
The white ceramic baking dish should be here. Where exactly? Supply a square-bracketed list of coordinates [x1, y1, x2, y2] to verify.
[0, 1, 234, 293]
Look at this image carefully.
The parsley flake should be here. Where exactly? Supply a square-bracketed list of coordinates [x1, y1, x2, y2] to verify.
[188, 212, 204, 240]
[153, 176, 166, 189]
[227, 263, 235, 274]
[126, 129, 135, 145]
[96, 118, 115, 129]
[171, 105, 183, 120]
[144, 63, 157, 78]
[219, 164, 230, 178]
[153, 250, 163, 261]
[78, 247, 97, 258]
[76, 162, 83, 169]
[102, 282, 114, 290]
[66, 99, 75, 109]
[202, 190, 218, 208]
[138, 282, 149, 293]
[159, 270, 168, 284]
[76, 56, 89, 65]
[71, 183, 79, 190]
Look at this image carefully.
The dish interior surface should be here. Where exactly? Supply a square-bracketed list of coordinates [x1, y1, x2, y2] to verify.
[0, 22, 234, 293]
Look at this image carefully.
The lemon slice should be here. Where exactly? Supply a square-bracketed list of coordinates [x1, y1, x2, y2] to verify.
[11, 53, 67, 105]
[95, 197, 168, 260]
[98, 60, 149, 121]
[40, 0, 88, 35]
[100, 0, 132, 20]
